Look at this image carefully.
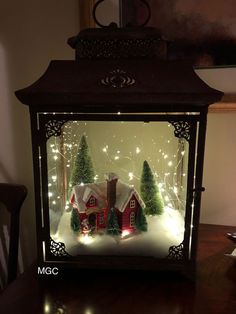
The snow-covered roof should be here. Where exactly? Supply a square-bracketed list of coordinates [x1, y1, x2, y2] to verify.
[116, 182, 146, 212]
[71, 182, 107, 213]
[71, 180, 145, 213]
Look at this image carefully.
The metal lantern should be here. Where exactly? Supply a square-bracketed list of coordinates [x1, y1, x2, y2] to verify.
[15, 5, 223, 278]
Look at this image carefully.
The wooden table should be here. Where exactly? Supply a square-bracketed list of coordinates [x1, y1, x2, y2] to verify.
[0, 224, 236, 314]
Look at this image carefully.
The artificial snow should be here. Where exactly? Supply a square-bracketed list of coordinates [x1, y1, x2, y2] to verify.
[53, 207, 184, 258]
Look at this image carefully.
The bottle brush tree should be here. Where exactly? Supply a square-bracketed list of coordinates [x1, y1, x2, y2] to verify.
[106, 207, 120, 236]
[136, 207, 148, 232]
[140, 160, 164, 215]
[70, 208, 80, 233]
[69, 135, 95, 189]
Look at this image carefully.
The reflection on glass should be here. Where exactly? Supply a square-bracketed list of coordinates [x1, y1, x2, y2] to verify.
[47, 121, 188, 258]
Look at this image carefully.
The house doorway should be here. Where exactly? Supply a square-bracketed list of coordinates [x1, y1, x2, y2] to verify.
[88, 213, 97, 232]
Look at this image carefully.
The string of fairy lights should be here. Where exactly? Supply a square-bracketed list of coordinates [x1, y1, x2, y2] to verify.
[47, 120, 188, 220]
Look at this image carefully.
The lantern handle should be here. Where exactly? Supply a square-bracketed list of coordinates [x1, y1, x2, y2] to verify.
[139, 0, 151, 27]
[92, 0, 151, 28]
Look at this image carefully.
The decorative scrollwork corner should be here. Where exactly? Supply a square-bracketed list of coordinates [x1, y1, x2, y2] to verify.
[45, 120, 66, 139]
[169, 121, 191, 142]
[167, 242, 184, 260]
[50, 237, 70, 257]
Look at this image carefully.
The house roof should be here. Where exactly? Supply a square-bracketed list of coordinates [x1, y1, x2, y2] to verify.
[71, 180, 145, 213]
[115, 182, 145, 213]
[72, 182, 107, 213]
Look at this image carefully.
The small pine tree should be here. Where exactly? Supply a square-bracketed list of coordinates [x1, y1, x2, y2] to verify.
[70, 208, 80, 233]
[136, 207, 148, 232]
[69, 135, 95, 188]
[140, 160, 164, 215]
[106, 208, 120, 236]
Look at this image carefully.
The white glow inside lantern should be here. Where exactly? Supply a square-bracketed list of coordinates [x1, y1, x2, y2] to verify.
[79, 234, 94, 245]
[44, 303, 50, 313]
[122, 230, 131, 238]
[46, 119, 188, 258]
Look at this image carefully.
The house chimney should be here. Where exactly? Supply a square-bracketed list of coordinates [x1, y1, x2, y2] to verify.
[105, 173, 118, 209]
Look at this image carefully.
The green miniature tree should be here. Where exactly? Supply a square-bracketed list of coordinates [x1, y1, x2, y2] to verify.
[106, 208, 120, 236]
[70, 208, 80, 233]
[140, 160, 164, 215]
[136, 207, 148, 232]
[69, 135, 95, 188]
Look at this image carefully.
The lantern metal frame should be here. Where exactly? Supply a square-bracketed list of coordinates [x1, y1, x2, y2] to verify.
[27, 107, 208, 277]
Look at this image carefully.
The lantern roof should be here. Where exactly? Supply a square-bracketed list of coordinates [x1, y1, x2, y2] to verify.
[15, 26, 223, 113]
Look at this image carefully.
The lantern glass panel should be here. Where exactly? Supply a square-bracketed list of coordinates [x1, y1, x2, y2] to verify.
[46, 117, 189, 259]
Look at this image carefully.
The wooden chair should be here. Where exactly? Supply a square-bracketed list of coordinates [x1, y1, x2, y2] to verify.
[0, 183, 27, 285]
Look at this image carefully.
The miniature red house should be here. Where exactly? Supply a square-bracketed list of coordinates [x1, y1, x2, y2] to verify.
[70, 173, 146, 235]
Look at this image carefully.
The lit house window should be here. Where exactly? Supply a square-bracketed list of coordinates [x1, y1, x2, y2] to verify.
[130, 212, 135, 227]
[89, 196, 96, 207]
[130, 199, 135, 208]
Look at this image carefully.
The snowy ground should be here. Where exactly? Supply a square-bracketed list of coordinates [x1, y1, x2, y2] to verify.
[52, 207, 185, 258]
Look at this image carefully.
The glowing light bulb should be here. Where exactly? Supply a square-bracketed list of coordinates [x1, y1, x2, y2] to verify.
[48, 192, 53, 198]
[165, 196, 170, 202]
[80, 234, 94, 245]
[181, 151, 185, 156]
[122, 230, 130, 238]
[164, 154, 168, 159]
[168, 161, 173, 167]
[44, 303, 50, 314]
[173, 187, 178, 194]
[102, 146, 108, 152]
[128, 172, 134, 181]
[85, 308, 93, 314]
[114, 156, 119, 160]
[52, 200, 56, 205]
[136, 147, 141, 154]
[53, 155, 58, 161]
